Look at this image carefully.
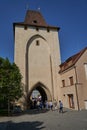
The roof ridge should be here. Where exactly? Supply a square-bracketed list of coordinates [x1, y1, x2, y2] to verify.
[62, 47, 87, 64]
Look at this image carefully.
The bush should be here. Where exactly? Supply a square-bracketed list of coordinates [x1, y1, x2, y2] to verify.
[0, 109, 8, 116]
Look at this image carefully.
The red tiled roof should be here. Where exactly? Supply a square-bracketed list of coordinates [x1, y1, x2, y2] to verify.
[59, 47, 87, 73]
[13, 10, 60, 30]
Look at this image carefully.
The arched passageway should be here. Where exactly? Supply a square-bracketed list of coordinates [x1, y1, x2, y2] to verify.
[27, 82, 52, 109]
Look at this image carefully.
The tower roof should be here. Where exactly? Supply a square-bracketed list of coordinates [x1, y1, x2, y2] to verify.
[13, 10, 60, 30]
[24, 10, 48, 26]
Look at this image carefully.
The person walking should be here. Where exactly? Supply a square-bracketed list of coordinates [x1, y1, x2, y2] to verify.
[59, 100, 63, 113]
[49, 100, 53, 111]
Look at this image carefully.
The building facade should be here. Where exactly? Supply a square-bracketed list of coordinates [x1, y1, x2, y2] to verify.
[59, 47, 87, 110]
[14, 10, 87, 110]
[13, 10, 61, 109]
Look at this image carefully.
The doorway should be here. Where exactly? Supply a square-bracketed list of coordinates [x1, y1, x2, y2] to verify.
[68, 94, 74, 108]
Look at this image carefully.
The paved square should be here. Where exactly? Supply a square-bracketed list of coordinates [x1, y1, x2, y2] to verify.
[0, 109, 87, 130]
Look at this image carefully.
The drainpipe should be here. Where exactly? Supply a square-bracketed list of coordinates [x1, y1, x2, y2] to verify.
[74, 66, 80, 111]
[50, 55, 54, 101]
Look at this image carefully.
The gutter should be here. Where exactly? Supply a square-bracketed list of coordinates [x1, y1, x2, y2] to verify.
[74, 66, 80, 111]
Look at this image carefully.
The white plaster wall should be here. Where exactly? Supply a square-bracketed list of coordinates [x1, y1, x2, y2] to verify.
[14, 25, 61, 99]
[28, 37, 52, 93]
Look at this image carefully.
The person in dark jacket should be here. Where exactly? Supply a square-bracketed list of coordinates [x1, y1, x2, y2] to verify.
[59, 100, 63, 113]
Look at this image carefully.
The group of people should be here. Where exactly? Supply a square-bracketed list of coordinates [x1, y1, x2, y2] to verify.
[45, 100, 63, 113]
[31, 98, 63, 113]
[30, 98, 44, 109]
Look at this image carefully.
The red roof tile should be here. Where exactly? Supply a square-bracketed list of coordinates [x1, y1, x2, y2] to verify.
[59, 47, 87, 73]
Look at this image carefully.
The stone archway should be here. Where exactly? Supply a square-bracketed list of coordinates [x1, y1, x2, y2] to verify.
[27, 82, 52, 108]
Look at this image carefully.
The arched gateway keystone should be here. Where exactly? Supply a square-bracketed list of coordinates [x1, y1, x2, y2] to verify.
[13, 10, 61, 109]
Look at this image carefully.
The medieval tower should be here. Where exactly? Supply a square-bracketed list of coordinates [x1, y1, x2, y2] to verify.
[13, 10, 61, 108]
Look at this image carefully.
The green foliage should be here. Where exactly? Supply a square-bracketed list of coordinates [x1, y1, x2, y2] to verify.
[0, 57, 23, 109]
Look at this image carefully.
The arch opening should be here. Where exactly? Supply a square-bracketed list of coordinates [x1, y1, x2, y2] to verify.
[27, 83, 52, 109]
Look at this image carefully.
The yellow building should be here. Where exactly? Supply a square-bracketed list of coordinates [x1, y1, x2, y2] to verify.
[59, 47, 87, 110]
[13, 10, 87, 110]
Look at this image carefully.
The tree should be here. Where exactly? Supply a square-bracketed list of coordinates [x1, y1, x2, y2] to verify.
[0, 57, 23, 114]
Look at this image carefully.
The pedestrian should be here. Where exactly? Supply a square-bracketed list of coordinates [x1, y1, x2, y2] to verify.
[49, 100, 53, 111]
[37, 100, 40, 110]
[59, 100, 63, 113]
[54, 99, 57, 110]
[45, 100, 48, 110]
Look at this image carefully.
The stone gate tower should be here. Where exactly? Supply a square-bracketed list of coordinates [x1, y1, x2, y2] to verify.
[13, 10, 61, 108]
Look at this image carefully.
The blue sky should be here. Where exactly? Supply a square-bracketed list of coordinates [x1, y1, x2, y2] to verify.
[0, 0, 87, 63]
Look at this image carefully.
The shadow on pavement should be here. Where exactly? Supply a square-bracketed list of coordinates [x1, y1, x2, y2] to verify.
[12, 107, 70, 117]
[12, 109, 49, 116]
[0, 121, 45, 130]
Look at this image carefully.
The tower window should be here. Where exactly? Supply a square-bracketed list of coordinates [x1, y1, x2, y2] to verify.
[36, 27, 39, 31]
[33, 20, 37, 24]
[24, 26, 27, 30]
[36, 40, 40, 46]
[47, 28, 50, 32]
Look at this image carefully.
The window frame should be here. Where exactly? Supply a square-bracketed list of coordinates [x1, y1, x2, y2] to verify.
[69, 76, 74, 86]
[62, 79, 65, 87]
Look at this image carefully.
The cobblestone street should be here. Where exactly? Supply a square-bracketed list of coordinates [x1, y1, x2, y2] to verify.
[0, 109, 87, 130]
